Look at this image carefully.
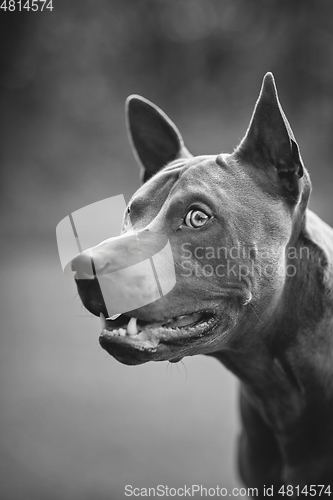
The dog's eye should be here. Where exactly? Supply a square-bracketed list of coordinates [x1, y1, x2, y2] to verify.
[184, 209, 209, 228]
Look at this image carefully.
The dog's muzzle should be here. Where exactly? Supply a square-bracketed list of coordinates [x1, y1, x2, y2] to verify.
[71, 230, 176, 318]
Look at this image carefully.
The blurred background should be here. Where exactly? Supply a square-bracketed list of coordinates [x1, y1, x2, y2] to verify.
[1, 1, 333, 499]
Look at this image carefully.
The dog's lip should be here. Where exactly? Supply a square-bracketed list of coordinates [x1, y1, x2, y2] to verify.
[99, 310, 219, 351]
[104, 310, 210, 331]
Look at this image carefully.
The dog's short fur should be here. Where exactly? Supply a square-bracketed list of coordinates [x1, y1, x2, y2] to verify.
[72, 74, 333, 493]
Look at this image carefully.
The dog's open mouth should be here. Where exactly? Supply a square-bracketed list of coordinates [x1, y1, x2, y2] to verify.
[99, 310, 218, 353]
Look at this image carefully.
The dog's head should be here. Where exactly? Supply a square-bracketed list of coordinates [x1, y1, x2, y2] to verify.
[72, 73, 311, 365]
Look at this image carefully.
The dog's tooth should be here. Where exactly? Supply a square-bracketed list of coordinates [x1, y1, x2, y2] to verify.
[107, 313, 121, 320]
[100, 313, 106, 329]
[118, 328, 126, 337]
[127, 317, 138, 336]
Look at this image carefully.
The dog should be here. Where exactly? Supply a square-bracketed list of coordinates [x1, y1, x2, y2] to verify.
[71, 73, 333, 495]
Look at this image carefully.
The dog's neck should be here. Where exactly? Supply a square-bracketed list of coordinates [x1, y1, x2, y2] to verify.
[210, 208, 333, 438]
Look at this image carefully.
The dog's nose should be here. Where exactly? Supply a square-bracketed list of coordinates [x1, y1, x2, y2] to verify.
[75, 277, 108, 317]
[71, 251, 95, 279]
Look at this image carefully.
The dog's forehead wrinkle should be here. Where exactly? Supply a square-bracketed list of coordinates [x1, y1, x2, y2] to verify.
[177, 159, 237, 192]
[174, 154, 215, 174]
[127, 171, 181, 229]
[216, 153, 231, 168]
[165, 159, 187, 170]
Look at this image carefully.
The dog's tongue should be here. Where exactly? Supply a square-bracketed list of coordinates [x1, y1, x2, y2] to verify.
[165, 312, 202, 328]
[136, 312, 203, 331]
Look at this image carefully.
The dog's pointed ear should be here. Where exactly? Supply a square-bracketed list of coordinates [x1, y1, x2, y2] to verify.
[126, 95, 192, 183]
[238, 73, 304, 199]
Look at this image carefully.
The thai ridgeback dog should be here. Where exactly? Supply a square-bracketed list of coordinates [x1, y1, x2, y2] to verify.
[71, 73, 333, 496]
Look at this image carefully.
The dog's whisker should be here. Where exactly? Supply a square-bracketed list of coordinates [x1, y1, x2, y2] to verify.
[179, 360, 188, 382]
[249, 303, 263, 324]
